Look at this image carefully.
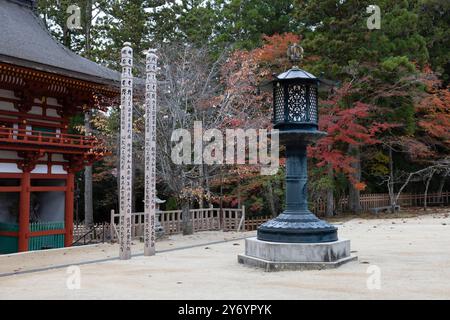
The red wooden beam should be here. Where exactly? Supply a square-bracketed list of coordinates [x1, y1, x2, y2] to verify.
[18, 171, 30, 252]
[28, 229, 65, 237]
[0, 158, 68, 166]
[0, 186, 21, 192]
[30, 186, 67, 192]
[30, 174, 67, 179]
[0, 173, 21, 178]
[0, 96, 65, 111]
[0, 144, 86, 155]
[0, 118, 64, 129]
[0, 112, 64, 126]
[64, 173, 74, 247]
[0, 231, 18, 237]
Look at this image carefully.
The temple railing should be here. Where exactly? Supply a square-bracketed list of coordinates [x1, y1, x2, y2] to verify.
[0, 127, 101, 149]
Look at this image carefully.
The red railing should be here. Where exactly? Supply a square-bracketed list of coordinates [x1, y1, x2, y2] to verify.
[0, 127, 100, 149]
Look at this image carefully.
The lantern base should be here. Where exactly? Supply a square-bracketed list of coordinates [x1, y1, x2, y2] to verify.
[257, 211, 338, 243]
[238, 237, 356, 271]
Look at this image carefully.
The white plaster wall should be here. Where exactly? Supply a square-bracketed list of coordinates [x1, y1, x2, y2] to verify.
[0, 88, 17, 113]
[51, 165, 67, 174]
[0, 151, 21, 173]
[46, 97, 61, 106]
[0, 89, 17, 100]
[52, 154, 67, 162]
[0, 163, 22, 173]
[46, 108, 61, 118]
[0, 101, 16, 112]
[29, 106, 43, 116]
[31, 164, 48, 174]
[0, 150, 19, 159]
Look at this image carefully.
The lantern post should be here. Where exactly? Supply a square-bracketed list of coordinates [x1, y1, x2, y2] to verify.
[238, 44, 357, 270]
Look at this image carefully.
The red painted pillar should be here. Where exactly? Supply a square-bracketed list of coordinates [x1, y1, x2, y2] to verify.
[18, 171, 30, 252]
[64, 172, 75, 247]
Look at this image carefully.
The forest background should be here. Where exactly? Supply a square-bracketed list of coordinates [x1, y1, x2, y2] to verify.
[36, 0, 450, 225]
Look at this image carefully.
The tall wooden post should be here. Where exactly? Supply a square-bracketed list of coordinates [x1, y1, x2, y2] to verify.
[64, 172, 75, 246]
[144, 49, 158, 256]
[119, 42, 133, 260]
[18, 171, 30, 252]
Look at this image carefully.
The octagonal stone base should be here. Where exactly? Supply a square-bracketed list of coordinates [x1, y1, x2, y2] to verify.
[238, 237, 357, 272]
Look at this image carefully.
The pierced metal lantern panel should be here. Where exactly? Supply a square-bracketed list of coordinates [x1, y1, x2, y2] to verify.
[308, 85, 318, 123]
[274, 83, 285, 123]
[273, 79, 319, 129]
[287, 84, 308, 122]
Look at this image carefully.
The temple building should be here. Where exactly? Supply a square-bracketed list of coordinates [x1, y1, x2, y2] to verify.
[0, 0, 120, 253]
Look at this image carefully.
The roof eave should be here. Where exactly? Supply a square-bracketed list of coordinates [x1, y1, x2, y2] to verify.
[0, 53, 120, 88]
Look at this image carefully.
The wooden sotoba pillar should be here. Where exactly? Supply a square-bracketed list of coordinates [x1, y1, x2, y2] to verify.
[144, 49, 158, 256]
[18, 171, 31, 252]
[119, 42, 133, 260]
[64, 172, 75, 247]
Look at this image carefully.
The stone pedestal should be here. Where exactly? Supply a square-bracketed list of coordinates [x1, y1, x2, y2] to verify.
[238, 237, 357, 271]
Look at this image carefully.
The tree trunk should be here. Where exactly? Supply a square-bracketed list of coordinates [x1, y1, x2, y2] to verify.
[84, 111, 93, 227]
[203, 164, 212, 208]
[62, 20, 70, 48]
[198, 164, 204, 209]
[423, 169, 436, 211]
[348, 145, 362, 214]
[181, 199, 193, 235]
[437, 172, 448, 206]
[219, 167, 224, 229]
[325, 164, 334, 217]
[237, 174, 241, 209]
[388, 147, 396, 212]
[266, 180, 277, 218]
[85, 0, 93, 58]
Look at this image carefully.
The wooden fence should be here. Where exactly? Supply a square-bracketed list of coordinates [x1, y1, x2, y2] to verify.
[73, 223, 108, 245]
[245, 192, 450, 232]
[109, 206, 245, 241]
[244, 216, 272, 231]
[78, 192, 448, 244]
[312, 192, 450, 215]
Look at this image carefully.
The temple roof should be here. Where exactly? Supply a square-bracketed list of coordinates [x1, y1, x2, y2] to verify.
[0, 0, 120, 87]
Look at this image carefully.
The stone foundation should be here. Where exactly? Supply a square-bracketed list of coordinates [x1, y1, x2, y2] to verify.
[238, 237, 357, 271]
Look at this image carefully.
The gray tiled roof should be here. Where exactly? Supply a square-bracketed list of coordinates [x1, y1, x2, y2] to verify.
[0, 0, 120, 86]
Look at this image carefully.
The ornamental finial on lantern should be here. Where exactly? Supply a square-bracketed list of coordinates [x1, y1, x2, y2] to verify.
[287, 43, 303, 66]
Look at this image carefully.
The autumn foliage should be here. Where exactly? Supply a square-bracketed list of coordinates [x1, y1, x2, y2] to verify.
[309, 83, 396, 188]
[416, 73, 450, 149]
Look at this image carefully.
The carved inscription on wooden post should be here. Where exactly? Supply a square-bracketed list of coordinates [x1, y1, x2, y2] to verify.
[144, 49, 158, 256]
[119, 42, 133, 260]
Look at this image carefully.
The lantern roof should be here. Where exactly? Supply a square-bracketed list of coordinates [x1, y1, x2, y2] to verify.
[0, 0, 120, 87]
[275, 67, 318, 81]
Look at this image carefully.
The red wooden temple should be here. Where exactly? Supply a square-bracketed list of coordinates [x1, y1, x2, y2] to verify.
[0, 0, 120, 253]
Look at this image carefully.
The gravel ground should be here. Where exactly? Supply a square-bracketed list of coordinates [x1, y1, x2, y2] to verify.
[1, 209, 449, 300]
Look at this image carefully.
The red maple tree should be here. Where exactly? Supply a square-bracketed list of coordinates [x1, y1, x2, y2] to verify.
[309, 83, 395, 189]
